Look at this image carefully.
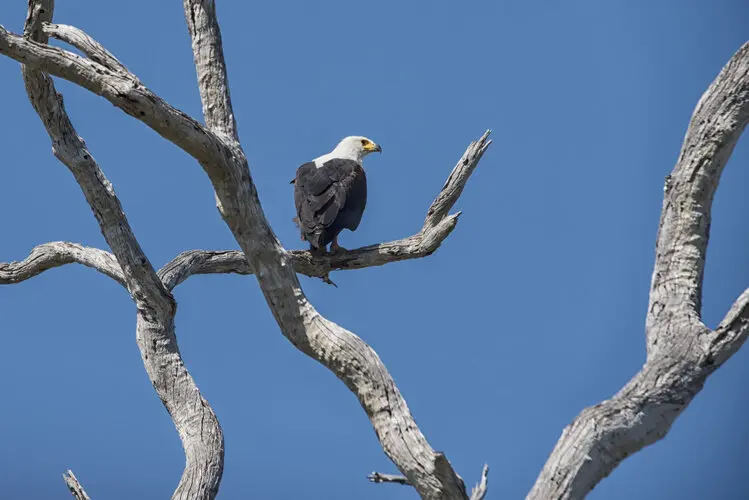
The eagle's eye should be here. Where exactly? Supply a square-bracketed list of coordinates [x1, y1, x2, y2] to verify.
[361, 139, 369, 147]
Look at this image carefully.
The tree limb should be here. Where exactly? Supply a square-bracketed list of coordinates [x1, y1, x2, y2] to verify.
[62, 470, 90, 500]
[0, 23, 228, 171]
[41, 22, 130, 75]
[20, 2, 223, 499]
[175, 2, 487, 497]
[182, 0, 238, 141]
[2, 1, 490, 495]
[368, 471, 411, 485]
[369, 463, 488, 499]
[528, 40, 749, 500]
[158, 131, 491, 290]
[0, 242, 124, 286]
[21, 0, 173, 326]
[469, 464, 489, 500]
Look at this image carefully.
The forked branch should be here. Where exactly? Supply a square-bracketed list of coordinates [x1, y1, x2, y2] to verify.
[528, 40, 749, 500]
[4, 0, 490, 497]
[42, 22, 130, 75]
[0, 242, 123, 286]
[368, 464, 488, 500]
[178, 1, 489, 497]
[19, 2, 224, 499]
[0, 23, 229, 171]
[4, 0, 748, 498]
[158, 131, 491, 290]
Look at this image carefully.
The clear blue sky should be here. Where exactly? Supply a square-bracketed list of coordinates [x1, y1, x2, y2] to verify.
[1, 1, 748, 498]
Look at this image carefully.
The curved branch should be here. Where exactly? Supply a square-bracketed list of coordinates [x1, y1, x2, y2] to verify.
[21, 0, 173, 329]
[180, 2, 488, 497]
[42, 22, 130, 75]
[2, 1, 489, 494]
[469, 464, 489, 500]
[0, 24, 228, 172]
[20, 2, 223, 498]
[0, 242, 124, 286]
[158, 132, 491, 290]
[646, 42, 749, 354]
[528, 40, 749, 500]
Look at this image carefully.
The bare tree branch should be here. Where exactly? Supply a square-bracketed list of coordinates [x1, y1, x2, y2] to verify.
[528, 40, 749, 500]
[368, 471, 411, 485]
[0, 24, 228, 170]
[369, 463, 488, 499]
[423, 132, 491, 230]
[4, 1, 747, 497]
[469, 464, 489, 500]
[645, 43, 749, 354]
[62, 470, 90, 500]
[41, 22, 130, 75]
[158, 131, 491, 290]
[182, 0, 238, 141]
[0, 242, 124, 286]
[3, 1, 489, 495]
[175, 2, 487, 497]
[20, 2, 223, 499]
[21, 0, 173, 322]
[708, 287, 749, 366]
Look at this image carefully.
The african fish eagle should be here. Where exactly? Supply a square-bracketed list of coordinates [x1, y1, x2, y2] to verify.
[291, 136, 382, 254]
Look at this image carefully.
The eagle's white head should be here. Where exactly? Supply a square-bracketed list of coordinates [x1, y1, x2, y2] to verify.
[328, 136, 382, 163]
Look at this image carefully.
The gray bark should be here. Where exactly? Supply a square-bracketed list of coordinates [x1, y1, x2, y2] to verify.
[0, 242, 124, 286]
[0, 1, 491, 498]
[62, 470, 90, 500]
[5, 1, 744, 499]
[17, 2, 224, 499]
[527, 41, 749, 499]
[158, 132, 490, 290]
[368, 465, 489, 500]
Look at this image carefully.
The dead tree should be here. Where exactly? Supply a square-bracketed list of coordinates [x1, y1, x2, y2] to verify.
[0, 1, 747, 499]
[0, 1, 489, 499]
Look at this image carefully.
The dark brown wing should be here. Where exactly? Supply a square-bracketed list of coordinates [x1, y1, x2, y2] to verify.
[293, 158, 367, 245]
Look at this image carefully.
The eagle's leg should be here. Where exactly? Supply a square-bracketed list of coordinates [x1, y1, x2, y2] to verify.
[330, 235, 347, 254]
[309, 244, 326, 256]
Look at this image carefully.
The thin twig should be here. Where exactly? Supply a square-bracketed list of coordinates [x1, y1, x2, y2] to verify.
[62, 470, 90, 500]
[469, 464, 489, 500]
[368, 471, 411, 485]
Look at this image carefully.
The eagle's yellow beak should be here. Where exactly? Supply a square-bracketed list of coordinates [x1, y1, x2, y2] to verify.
[364, 142, 382, 153]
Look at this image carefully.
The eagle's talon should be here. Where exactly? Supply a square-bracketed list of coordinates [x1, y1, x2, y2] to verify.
[330, 236, 347, 254]
[309, 245, 327, 257]
[320, 273, 338, 287]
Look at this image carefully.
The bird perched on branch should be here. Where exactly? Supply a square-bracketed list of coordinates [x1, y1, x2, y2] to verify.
[291, 136, 381, 254]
